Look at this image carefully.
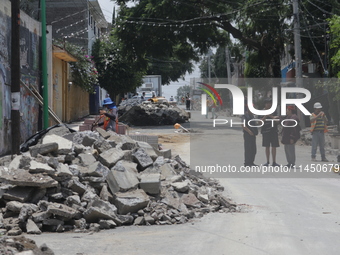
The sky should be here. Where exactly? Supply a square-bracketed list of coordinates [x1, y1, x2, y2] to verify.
[97, 0, 201, 101]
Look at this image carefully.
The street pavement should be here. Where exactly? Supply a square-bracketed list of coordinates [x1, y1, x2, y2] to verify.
[29, 110, 340, 255]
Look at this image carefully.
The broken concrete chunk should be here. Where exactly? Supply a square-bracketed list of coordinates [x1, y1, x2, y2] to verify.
[81, 189, 99, 203]
[26, 219, 42, 234]
[132, 148, 153, 170]
[161, 191, 181, 210]
[6, 201, 24, 212]
[171, 181, 190, 193]
[81, 162, 110, 178]
[0, 169, 58, 188]
[7, 227, 22, 236]
[93, 140, 113, 154]
[144, 215, 155, 225]
[198, 194, 209, 204]
[31, 211, 51, 223]
[8, 155, 31, 171]
[139, 173, 160, 195]
[29, 160, 55, 175]
[68, 179, 87, 195]
[78, 153, 97, 167]
[114, 189, 150, 215]
[29, 143, 59, 157]
[134, 216, 145, 225]
[82, 135, 97, 147]
[156, 149, 172, 159]
[99, 185, 114, 203]
[160, 163, 176, 180]
[47, 203, 78, 219]
[106, 161, 139, 194]
[2, 186, 35, 202]
[181, 193, 201, 208]
[55, 163, 73, 180]
[95, 127, 111, 139]
[42, 134, 73, 154]
[153, 156, 165, 168]
[88, 198, 118, 214]
[136, 141, 158, 160]
[83, 206, 117, 223]
[99, 219, 116, 229]
[98, 148, 125, 168]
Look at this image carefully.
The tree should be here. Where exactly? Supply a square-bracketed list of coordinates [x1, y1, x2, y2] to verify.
[92, 37, 145, 97]
[114, 0, 290, 78]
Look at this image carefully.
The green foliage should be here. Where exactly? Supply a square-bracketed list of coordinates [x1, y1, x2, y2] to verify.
[244, 51, 268, 78]
[114, 0, 290, 78]
[330, 15, 340, 78]
[54, 40, 99, 93]
[92, 37, 145, 97]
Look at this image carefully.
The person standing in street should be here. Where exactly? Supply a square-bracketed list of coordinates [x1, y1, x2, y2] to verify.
[185, 93, 191, 110]
[310, 102, 328, 162]
[260, 98, 280, 167]
[281, 106, 300, 168]
[242, 104, 258, 167]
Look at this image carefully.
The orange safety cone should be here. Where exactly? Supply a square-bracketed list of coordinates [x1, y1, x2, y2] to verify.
[174, 123, 189, 132]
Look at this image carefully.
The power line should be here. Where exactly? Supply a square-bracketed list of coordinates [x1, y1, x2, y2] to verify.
[300, 7, 327, 73]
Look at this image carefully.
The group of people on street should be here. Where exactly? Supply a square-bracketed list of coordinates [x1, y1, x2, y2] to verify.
[243, 98, 328, 168]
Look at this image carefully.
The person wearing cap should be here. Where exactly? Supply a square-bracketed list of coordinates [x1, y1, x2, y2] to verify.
[260, 98, 280, 167]
[310, 102, 328, 162]
[281, 106, 300, 168]
[99, 97, 117, 132]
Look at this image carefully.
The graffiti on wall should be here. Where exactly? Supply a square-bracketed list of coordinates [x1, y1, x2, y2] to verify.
[0, 1, 11, 155]
[0, 0, 41, 155]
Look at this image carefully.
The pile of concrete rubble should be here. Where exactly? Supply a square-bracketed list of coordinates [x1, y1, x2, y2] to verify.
[0, 126, 235, 235]
[118, 100, 189, 126]
[0, 235, 54, 255]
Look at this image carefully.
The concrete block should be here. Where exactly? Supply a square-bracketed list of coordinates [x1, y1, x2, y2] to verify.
[78, 153, 97, 166]
[132, 148, 153, 170]
[98, 148, 125, 168]
[137, 141, 158, 160]
[42, 134, 73, 155]
[29, 143, 58, 157]
[139, 173, 160, 195]
[114, 189, 150, 215]
[106, 161, 139, 194]
[47, 203, 78, 219]
[171, 181, 190, 193]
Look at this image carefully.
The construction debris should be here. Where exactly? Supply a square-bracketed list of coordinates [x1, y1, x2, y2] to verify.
[0, 126, 236, 235]
[118, 100, 190, 126]
[0, 235, 54, 254]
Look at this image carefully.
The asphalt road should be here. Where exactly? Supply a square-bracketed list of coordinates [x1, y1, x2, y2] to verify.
[29, 110, 340, 255]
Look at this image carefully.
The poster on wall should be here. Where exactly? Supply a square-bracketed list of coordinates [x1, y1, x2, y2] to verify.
[11, 92, 20, 110]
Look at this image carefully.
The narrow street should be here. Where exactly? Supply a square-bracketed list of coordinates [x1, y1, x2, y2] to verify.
[29, 110, 340, 255]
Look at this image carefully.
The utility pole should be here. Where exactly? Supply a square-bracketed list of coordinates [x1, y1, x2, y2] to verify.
[41, 0, 49, 129]
[226, 46, 233, 110]
[11, 0, 21, 155]
[293, 0, 305, 128]
[225, 47, 232, 84]
[293, 0, 302, 87]
[208, 54, 211, 84]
